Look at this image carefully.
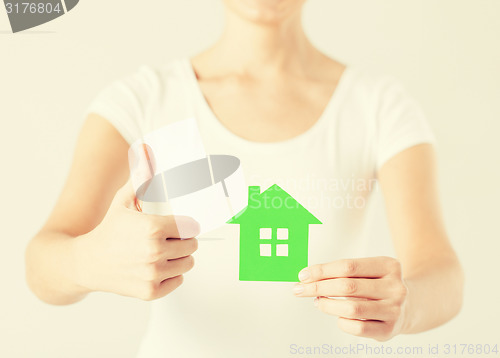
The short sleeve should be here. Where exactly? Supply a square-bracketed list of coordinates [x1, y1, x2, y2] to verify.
[84, 65, 158, 145]
[375, 76, 436, 170]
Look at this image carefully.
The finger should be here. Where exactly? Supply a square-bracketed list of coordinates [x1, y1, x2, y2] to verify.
[162, 237, 198, 260]
[294, 278, 392, 299]
[315, 297, 393, 321]
[114, 144, 157, 211]
[112, 179, 140, 211]
[147, 215, 201, 240]
[128, 143, 156, 202]
[162, 255, 195, 280]
[337, 317, 393, 341]
[299, 257, 399, 283]
[144, 275, 184, 301]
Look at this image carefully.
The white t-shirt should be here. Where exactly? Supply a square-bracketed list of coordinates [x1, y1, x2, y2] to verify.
[85, 58, 435, 358]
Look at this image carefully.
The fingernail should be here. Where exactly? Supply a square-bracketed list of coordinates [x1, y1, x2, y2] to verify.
[293, 285, 304, 294]
[298, 269, 310, 282]
[314, 297, 319, 307]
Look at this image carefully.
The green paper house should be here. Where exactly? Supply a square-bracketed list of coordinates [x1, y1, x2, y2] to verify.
[227, 184, 322, 282]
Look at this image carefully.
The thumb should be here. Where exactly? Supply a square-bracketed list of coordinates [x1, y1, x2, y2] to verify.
[113, 143, 157, 211]
[112, 178, 141, 211]
[128, 142, 157, 206]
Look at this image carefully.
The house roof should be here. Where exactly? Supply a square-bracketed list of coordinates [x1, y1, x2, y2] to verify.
[227, 184, 322, 225]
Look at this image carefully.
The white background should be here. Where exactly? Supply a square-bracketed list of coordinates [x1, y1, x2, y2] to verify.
[1, 0, 499, 357]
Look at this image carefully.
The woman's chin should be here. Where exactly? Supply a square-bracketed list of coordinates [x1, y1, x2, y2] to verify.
[225, 0, 304, 25]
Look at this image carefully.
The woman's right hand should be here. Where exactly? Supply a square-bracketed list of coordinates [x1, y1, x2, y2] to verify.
[73, 180, 200, 301]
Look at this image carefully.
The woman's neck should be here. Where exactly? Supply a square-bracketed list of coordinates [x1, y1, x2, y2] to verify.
[193, 7, 324, 79]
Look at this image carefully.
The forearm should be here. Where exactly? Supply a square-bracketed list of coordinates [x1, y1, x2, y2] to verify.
[25, 231, 90, 305]
[401, 254, 464, 334]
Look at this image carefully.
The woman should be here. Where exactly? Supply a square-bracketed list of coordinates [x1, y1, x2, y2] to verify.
[26, 0, 464, 357]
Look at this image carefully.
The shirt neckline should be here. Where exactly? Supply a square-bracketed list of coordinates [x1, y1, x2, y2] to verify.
[180, 57, 355, 149]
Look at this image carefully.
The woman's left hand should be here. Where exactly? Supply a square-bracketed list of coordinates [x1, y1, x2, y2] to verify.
[293, 256, 410, 341]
